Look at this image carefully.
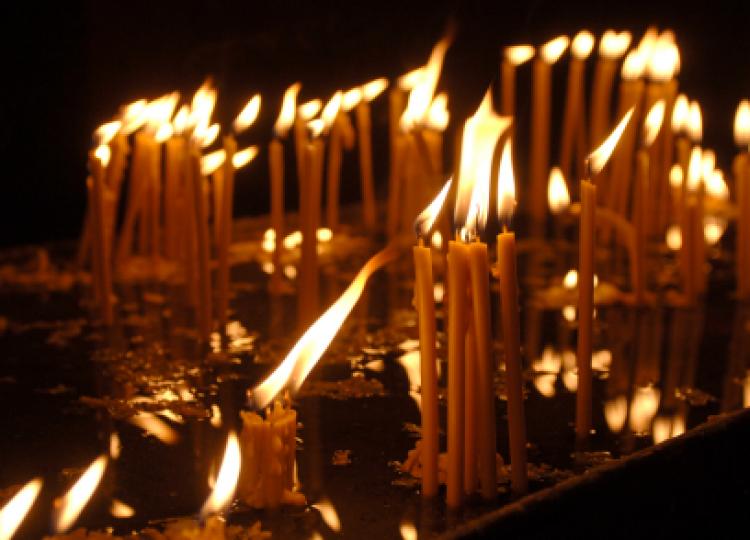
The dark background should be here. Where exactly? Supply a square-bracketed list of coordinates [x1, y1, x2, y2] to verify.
[2, 0, 748, 248]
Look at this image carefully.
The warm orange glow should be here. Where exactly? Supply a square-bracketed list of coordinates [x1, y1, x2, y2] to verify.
[571, 30, 595, 60]
[687, 101, 702, 142]
[734, 100, 750, 147]
[599, 30, 631, 59]
[504, 45, 535, 66]
[496, 138, 516, 223]
[232, 146, 259, 169]
[53, 456, 107, 533]
[172, 105, 190, 135]
[653, 414, 686, 444]
[540, 35, 569, 63]
[587, 107, 634, 176]
[643, 100, 665, 147]
[201, 149, 227, 176]
[636, 27, 659, 59]
[401, 36, 452, 129]
[604, 395, 628, 433]
[201, 432, 241, 516]
[669, 164, 683, 188]
[250, 247, 397, 409]
[308, 119, 325, 138]
[128, 412, 180, 444]
[341, 87, 363, 112]
[110, 499, 135, 519]
[621, 50, 647, 80]
[400, 520, 417, 540]
[299, 99, 323, 121]
[398, 67, 424, 91]
[94, 145, 111, 168]
[671, 94, 689, 133]
[272, 83, 301, 138]
[0, 478, 42, 540]
[647, 37, 680, 81]
[548, 167, 570, 214]
[234, 94, 261, 133]
[425, 92, 449, 131]
[687, 146, 703, 192]
[145, 92, 180, 130]
[321, 92, 343, 132]
[317, 227, 333, 242]
[431, 231, 443, 250]
[414, 177, 452, 237]
[628, 385, 660, 434]
[701, 149, 716, 181]
[666, 225, 682, 251]
[704, 216, 727, 245]
[193, 122, 221, 148]
[563, 269, 578, 289]
[109, 432, 121, 460]
[154, 122, 174, 143]
[189, 80, 217, 131]
[120, 99, 149, 134]
[95, 121, 122, 145]
[362, 77, 388, 102]
[313, 499, 342, 532]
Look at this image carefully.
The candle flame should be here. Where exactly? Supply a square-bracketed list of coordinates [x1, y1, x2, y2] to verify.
[308, 119, 325, 139]
[341, 87, 363, 112]
[701, 149, 716, 181]
[705, 169, 728, 201]
[647, 36, 680, 81]
[193, 122, 221, 148]
[669, 164, 683, 188]
[321, 91, 343, 132]
[250, 247, 397, 409]
[571, 30, 595, 60]
[53, 456, 107, 533]
[734, 100, 750, 147]
[154, 122, 174, 143]
[547, 167, 570, 214]
[201, 149, 227, 176]
[643, 100, 665, 147]
[362, 77, 388, 102]
[414, 177, 452, 237]
[496, 138, 516, 224]
[234, 94, 261, 133]
[273, 83, 301, 138]
[95, 121, 122, 145]
[190, 80, 217, 132]
[298, 99, 322, 121]
[398, 67, 424, 91]
[653, 414, 686, 444]
[540, 35, 569, 64]
[604, 395, 628, 433]
[563, 269, 578, 289]
[0, 478, 42, 540]
[120, 99, 149, 134]
[313, 499, 341, 532]
[145, 92, 179, 131]
[636, 27, 659, 59]
[504, 44, 535, 66]
[400, 520, 417, 540]
[587, 107, 634, 176]
[671, 94, 689, 133]
[628, 385, 660, 434]
[110, 499, 135, 519]
[201, 432, 241, 517]
[687, 101, 702, 142]
[94, 145, 111, 168]
[599, 30, 631, 59]
[704, 215, 727, 245]
[232, 146, 258, 169]
[172, 105, 190, 135]
[128, 411, 180, 444]
[687, 146, 703, 192]
[401, 35, 452, 130]
[425, 92, 449, 131]
[666, 225, 682, 251]
[621, 50, 647, 80]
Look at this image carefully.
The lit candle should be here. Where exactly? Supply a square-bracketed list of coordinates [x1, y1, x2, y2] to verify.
[681, 146, 703, 303]
[193, 149, 216, 339]
[326, 90, 350, 231]
[734, 100, 750, 298]
[671, 94, 690, 226]
[89, 146, 113, 325]
[500, 45, 534, 117]
[357, 78, 388, 230]
[560, 31, 594, 182]
[589, 30, 631, 149]
[295, 98, 322, 194]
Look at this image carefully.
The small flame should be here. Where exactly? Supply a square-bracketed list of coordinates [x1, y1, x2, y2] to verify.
[313, 499, 341, 532]
[540, 35, 569, 64]
[599, 30, 631, 59]
[571, 30, 595, 60]
[53, 456, 107, 533]
[401, 36, 452, 129]
[189, 80, 217, 132]
[144, 93, 179, 130]
[250, 247, 396, 409]
[232, 146, 258, 169]
[704, 216, 727, 245]
[201, 149, 227, 176]
[653, 414, 686, 444]
[320, 92, 343, 132]
[414, 177, 452, 237]
[666, 225, 682, 251]
[621, 50, 647, 80]
[496, 139, 516, 224]
[0, 478, 43, 540]
[431, 231, 443, 250]
[94, 145, 111, 168]
[128, 412, 180, 444]
[400, 520, 418, 540]
[628, 385, 660, 434]
[95, 121, 122, 145]
[398, 67, 424, 90]
[299, 99, 323, 121]
[587, 107, 634, 176]
[154, 122, 174, 143]
[362, 77, 388, 102]
[201, 432, 241, 517]
[210, 404, 223, 428]
[504, 45, 535, 66]
[172, 105, 190, 135]
[643, 100, 665, 147]
[234, 94, 261, 133]
[308, 119, 325, 138]
[687, 101, 702, 142]
[548, 167, 570, 214]
[109, 433, 121, 460]
[120, 99, 149, 134]
[687, 146, 703, 192]
[734, 100, 750, 147]
[604, 395, 628, 433]
[563, 269, 578, 289]
[341, 87, 363, 112]
[701, 149, 716, 181]
[669, 164, 684, 188]
[193, 122, 221, 148]
[273, 83, 301, 138]
[671, 94, 689, 133]
[110, 499, 135, 519]
[425, 92, 449, 131]
[647, 38, 680, 81]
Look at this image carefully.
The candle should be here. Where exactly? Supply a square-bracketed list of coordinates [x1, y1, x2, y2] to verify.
[164, 135, 187, 258]
[217, 135, 237, 330]
[464, 310, 478, 495]
[326, 91, 350, 231]
[530, 35, 568, 237]
[734, 100, 750, 298]
[589, 30, 631, 149]
[496, 139, 527, 494]
[296, 98, 322, 192]
[560, 31, 594, 183]
[357, 78, 388, 230]
[192, 149, 214, 340]
[671, 94, 690, 227]
[89, 146, 113, 325]
[500, 45, 534, 117]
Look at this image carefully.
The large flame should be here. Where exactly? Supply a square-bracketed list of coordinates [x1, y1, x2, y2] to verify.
[274, 83, 301, 138]
[735, 100, 750, 147]
[587, 107, 634, 176]
[540, 35, 569, 64]
[201, 432, 241, 516]
[398, 67, 424, 91]
[250, 247, 398, 409]
[401, 35, 452, 129]
[621, 50, 647, 80]
[504, 45, 535, 66]
[234, 94, 262, 133]
[671, 94, 689, 133]
[599, 30, 631, 59]
[496, 138, 516, 224]
[414, 177, 452, 237]
[0, 478, 43, 540]
[425, 92, 449, 131]
[636, 27, 659, 60]
[53, 456, 107, 533]
[548, 167, 570, 214]
[643, 100, 665, 147]
[687, 101, 702, 142]
[362, 77, 388, 102]
[201, 149, 227, 176]
[232, 146, 259, 169]
[647, 34, 680, 81]
[454, 89, 512, 234]
[298, 99, 323, 121]
[571, 30, 595, 60]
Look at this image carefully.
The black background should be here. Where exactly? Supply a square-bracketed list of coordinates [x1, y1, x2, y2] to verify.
[2, 0, 748, 247]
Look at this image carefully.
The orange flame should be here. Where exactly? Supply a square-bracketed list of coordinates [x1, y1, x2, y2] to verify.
[496, 138, 516, 224]
[298, 99, 322, 121]
[398, 67, 424, 91]
[172, 105, 190, 135]
[669, 164, 684, 188]
[414, 177, 452, 237]
[636, 27, 659, 59]
[548, 167, 570, 214]
[671, 94, 689, 133]
[145, 93, 179, 130]
[250, 247, 397, 409]
[201, 432, 241, 516]
[341, 87, 363, 112]
[53, 456, 107, 533]
[0, 478, 43, 540]
[647, 33, 680, 81]
[401, 35, 452, 130]
[628, 386, 660, 434]
[234, 94, 262, 133]
[540, 35, 569, 64]
[193, 122, 221, 148]
[705, 169, 728, 201]
[190, 80, 217, 131]
[643, 100, 665, 147]
[95, 121, 122, 145]
[701, 149, 716, 181]
[599, 30, 631, 59]
[653, 413, 686, 444]
[128, 412, 180, 444]
[201, 149, 227, 176]
[621, 50, 647, 80]
[154, 122, 174, 143]
[362, 77, 388, 102]
[687, 101, 702, 142]
[587, 107, 634, 176]
[425, 92, 449, 131]
[110, 499, 135, 519]
[687, 146, 703, 192]
[232, 146, 258, 169]
[504, 45, 535, 66]
[313, 499, 342, 532]
[120, 99, 149, 134]
[308, 119, 325, 139]
[666, 225, 682, 251]
[321, 92, 343, 132]
[735, 100, 750, 147]
[274, 83, 301, 138]
[94, 145, 111, 168]
[604, 395, 628, 433]
[571, 30, 595, 60]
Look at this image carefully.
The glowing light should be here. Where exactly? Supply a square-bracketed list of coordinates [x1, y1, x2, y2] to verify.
[643, 100, 665, 147]
[341, 87, 363, 112]
[587, 108, 634, 176]
[400, 520, 417, 540]
[316, 227, 333, 242]
[414, 177, 452, 237]
[669, 164, 683, 188]
[298, 99, 322, 121]
[0, 478, 43, 540]
[401, 35, 452, 129]
[94, 145, 111, 168]
[144, 92, 179, 130]
[621, 50, 647, 80]
[128, 412, 180, 444]
[271, 83, 301, 138]
[540, 35, 569, 64]
[232, 146, 259, 169]
[398, 67, 423, 90]
[200, 149, 227, 176]
[261, 261, 275, 274]
[705, 168, 728, 201]
[533, 373, 557, 398]
[201, 432, 241, 516]
[704, 216, 727, 245]
[504, 45, 535, 66]
[172, 105, 190, 135]
[95, 121, 122, 145]
[735, 100, 750, 147]
[234, 94, 261, 133]
[701, 149, 716, 181]
[687, 146, 703, 192]
[313, 499, 341, 532]
[548, 167, 570, 214]
[433, 282, 445, 303]
[604, 395, 628, 433]
[431, 231, 443, 250]
[53, 456, 107, 533]
[599, 30, 631, 59]
[653, 414, 686, 444]
[284, 265, 297, 280]
[571, 30, 595, 60]
[284, 231, 303, 250]
[120, 99, 149, 134]
[362, 77, 388, 102]
[321, 91, 343, 132]
[110, 499, 135, 519]
[425, 92, 449, 131]
[210, 404, 222, 428]
[628, 385, 660, 434]
[562, 305, 576, 322]
[666, 225, 682, 251]
[635, 27, 659, 59]
[647, 37, 680, 81]
[671, 94, 689, 133]
[154, 122, 174, 143]
[563, 269, 578, 289]
[189, 80, 217, 131]
[109, 432, 121, 460]
[193, 122, 221, 148]
[308, 119, 325, 138]
[687, 101, 702, 142]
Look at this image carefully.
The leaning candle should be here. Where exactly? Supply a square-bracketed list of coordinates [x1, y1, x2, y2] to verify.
[560, 31, 594, 183]
[734, 100, 750, 298]
[357, 78, 388, 230]
[496, 140, 527, 494]
[500, 45, 535, 117]
[529, 35, 568, 237]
